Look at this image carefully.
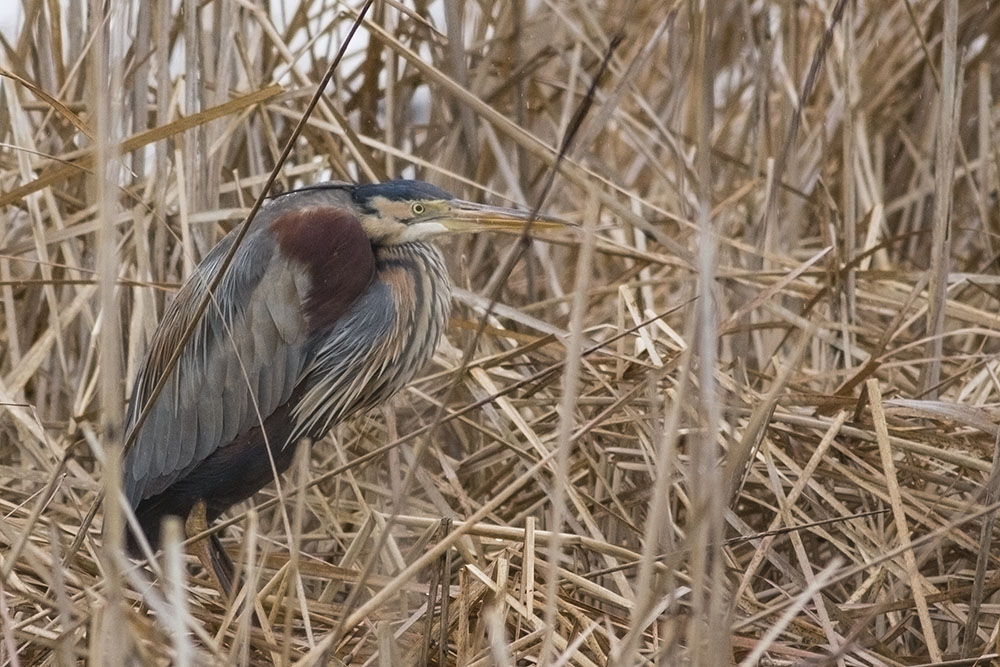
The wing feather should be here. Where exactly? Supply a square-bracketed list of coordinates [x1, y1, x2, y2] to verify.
[122, 223, 311, 505]
[122, 187, 378, 507]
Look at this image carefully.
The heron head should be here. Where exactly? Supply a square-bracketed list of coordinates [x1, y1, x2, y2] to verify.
[351, 179, 564, 245]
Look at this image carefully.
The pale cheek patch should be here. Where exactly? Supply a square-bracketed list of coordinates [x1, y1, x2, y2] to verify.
[398, 221, 449, 242]
[371, 197, 417, 221]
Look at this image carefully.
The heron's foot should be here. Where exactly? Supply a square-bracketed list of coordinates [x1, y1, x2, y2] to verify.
[185, 500, 235, 598]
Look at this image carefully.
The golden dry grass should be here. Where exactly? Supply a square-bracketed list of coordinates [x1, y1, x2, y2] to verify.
[2, 0, 1000, 664]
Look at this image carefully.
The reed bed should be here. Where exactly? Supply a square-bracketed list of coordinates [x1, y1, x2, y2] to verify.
[2, 0, 1000, 664]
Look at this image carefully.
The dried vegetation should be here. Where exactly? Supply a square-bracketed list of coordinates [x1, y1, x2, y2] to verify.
[3, 0, 1000, 665]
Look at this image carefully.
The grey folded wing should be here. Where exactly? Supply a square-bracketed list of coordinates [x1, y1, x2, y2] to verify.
[121, 225, 311, 506]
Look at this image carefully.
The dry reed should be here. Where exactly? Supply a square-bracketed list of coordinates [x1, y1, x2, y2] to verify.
[2, 1, 1000, 665]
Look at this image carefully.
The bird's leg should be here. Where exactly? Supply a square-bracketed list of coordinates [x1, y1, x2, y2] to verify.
[185, 500, 235, 598]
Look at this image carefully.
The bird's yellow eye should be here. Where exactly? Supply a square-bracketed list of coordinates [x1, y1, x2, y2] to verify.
[411, 202, 426, 216]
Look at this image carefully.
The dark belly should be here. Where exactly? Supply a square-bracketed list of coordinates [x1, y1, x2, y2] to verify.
[129, 401, 298, 553]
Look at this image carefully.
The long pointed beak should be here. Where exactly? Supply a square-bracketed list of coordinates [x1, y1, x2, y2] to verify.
[437, 200, 568, 233]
